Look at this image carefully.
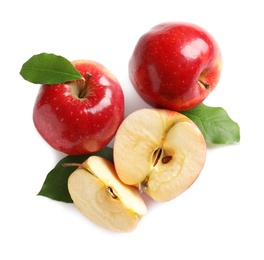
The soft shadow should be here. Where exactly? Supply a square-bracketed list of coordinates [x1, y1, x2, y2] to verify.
[53, 150, 68, 162]
[140, 192, 157, 210]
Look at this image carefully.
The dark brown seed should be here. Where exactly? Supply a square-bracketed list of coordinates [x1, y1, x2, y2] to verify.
[162, 156, 172, 164]
[107, 187, 118, 199]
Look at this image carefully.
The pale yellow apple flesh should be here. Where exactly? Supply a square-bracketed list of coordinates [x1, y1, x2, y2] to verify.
[113, 108, 206, 202]
[68, 156, 147, 232]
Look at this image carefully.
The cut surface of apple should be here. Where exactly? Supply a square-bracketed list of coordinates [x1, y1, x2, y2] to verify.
[113, 108, 206, 202]
[68, 156, 147, 232]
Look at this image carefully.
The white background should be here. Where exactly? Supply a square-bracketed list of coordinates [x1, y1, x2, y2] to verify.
[1, 1, 263, 259]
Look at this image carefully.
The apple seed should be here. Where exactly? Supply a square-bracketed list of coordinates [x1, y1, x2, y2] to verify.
[107, 186, 119, 199]
[152, 148, 172, 166]
[162, 156, 172, 164]
[152, 148, 162, 167]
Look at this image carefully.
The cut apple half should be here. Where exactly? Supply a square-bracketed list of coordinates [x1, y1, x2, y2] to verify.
[68, 156, 147, 232]
[113, 108, 206, 202]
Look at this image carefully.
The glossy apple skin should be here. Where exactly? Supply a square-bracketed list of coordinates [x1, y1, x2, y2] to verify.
[33, 60, 124, 155]
[129, 22, 222, 111]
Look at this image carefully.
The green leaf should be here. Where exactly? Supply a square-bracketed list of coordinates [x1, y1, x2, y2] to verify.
[182, 103, 240, 144]
[37, 147, 113, 203]
[20, 53, 83, 84]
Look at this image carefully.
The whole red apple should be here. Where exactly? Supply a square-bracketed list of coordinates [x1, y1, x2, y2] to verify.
[33, 60, 124, 155]
[129, 22, 222, 111]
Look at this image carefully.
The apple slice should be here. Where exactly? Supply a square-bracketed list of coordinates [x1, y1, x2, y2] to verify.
[113, 108, 206, 202]
[68, 156, 147, 232]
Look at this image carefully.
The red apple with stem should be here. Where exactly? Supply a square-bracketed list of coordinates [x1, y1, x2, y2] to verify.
[129, 22, 222, 111]
[33, 60, 124, 155]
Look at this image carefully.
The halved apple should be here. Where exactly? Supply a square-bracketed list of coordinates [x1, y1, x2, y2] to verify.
[113, 108, 206, 202]
[68, 156, 147, 232]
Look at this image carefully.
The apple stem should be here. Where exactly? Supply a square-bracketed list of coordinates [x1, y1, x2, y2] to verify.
[79, 73, 92, 99]
[62, 162, 82, 167]
[198, 79, 210, 90]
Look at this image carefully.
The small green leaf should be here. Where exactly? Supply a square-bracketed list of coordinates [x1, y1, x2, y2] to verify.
[37, 147, 113, 203]
[182, 103, 240, 144]
[20, 53, 83, 84]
